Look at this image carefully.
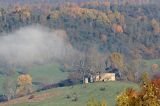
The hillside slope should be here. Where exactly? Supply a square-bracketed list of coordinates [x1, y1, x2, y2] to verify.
[1, 81, 139, 106]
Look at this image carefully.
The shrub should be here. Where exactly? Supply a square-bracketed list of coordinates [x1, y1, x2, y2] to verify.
[99, 87, 106, 91]
[66, 94, 71, 99]
[116, 72, 160, 106]
[72, 94, 78, 102]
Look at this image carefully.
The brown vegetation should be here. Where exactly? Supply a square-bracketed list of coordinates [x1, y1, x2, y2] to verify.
[112, 24, 123, 33]
[117, 73, 160, 106]
[151, 64, 159, 72]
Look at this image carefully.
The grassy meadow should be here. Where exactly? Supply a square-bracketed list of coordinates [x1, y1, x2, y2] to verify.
[0, 63, 69, 95]
[6, 81, 139, 106]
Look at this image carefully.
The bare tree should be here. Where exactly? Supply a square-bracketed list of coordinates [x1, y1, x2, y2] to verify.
[69, 47, 107, 83]
[3, 77, 15, 100]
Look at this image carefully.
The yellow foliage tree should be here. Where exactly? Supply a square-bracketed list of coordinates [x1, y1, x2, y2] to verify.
[16, 74, 32, 97]
[107, 11, 116, 22]
[151, 19, 160, 33]
[21, 6, 31, 18]
[116, 88, 139, 106]
[110, 52, 125, 70]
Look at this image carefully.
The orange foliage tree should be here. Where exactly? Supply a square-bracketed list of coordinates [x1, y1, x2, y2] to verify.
[112, 24, 123, 33]
[117, 72, 160, 106]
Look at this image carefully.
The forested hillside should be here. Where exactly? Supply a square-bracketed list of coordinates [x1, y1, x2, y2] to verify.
[0, 1, 159, 59]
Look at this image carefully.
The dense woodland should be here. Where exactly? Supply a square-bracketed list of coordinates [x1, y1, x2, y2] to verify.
[0, 0, 160, 102]
[0, 1, 159, 60]
[0, 0, 159, 80]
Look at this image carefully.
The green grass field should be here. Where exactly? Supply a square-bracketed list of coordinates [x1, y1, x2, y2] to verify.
[10, 81, 139, 106]
[0, 63, 69, 95]
[28, 63, 68, 84]
[143, 59, 160, 70]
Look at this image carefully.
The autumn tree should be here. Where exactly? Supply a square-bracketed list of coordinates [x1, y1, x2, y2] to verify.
[21, 5, 31, 21]
[16, 74, 32, 97]
[151, 18, 160, 33]
[112, 24, 123, 33]
[126, 58, 147, 82]
[116, 88, 138, 106]
[117, 72, 160, 106]
[109, 52, 125, 70]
